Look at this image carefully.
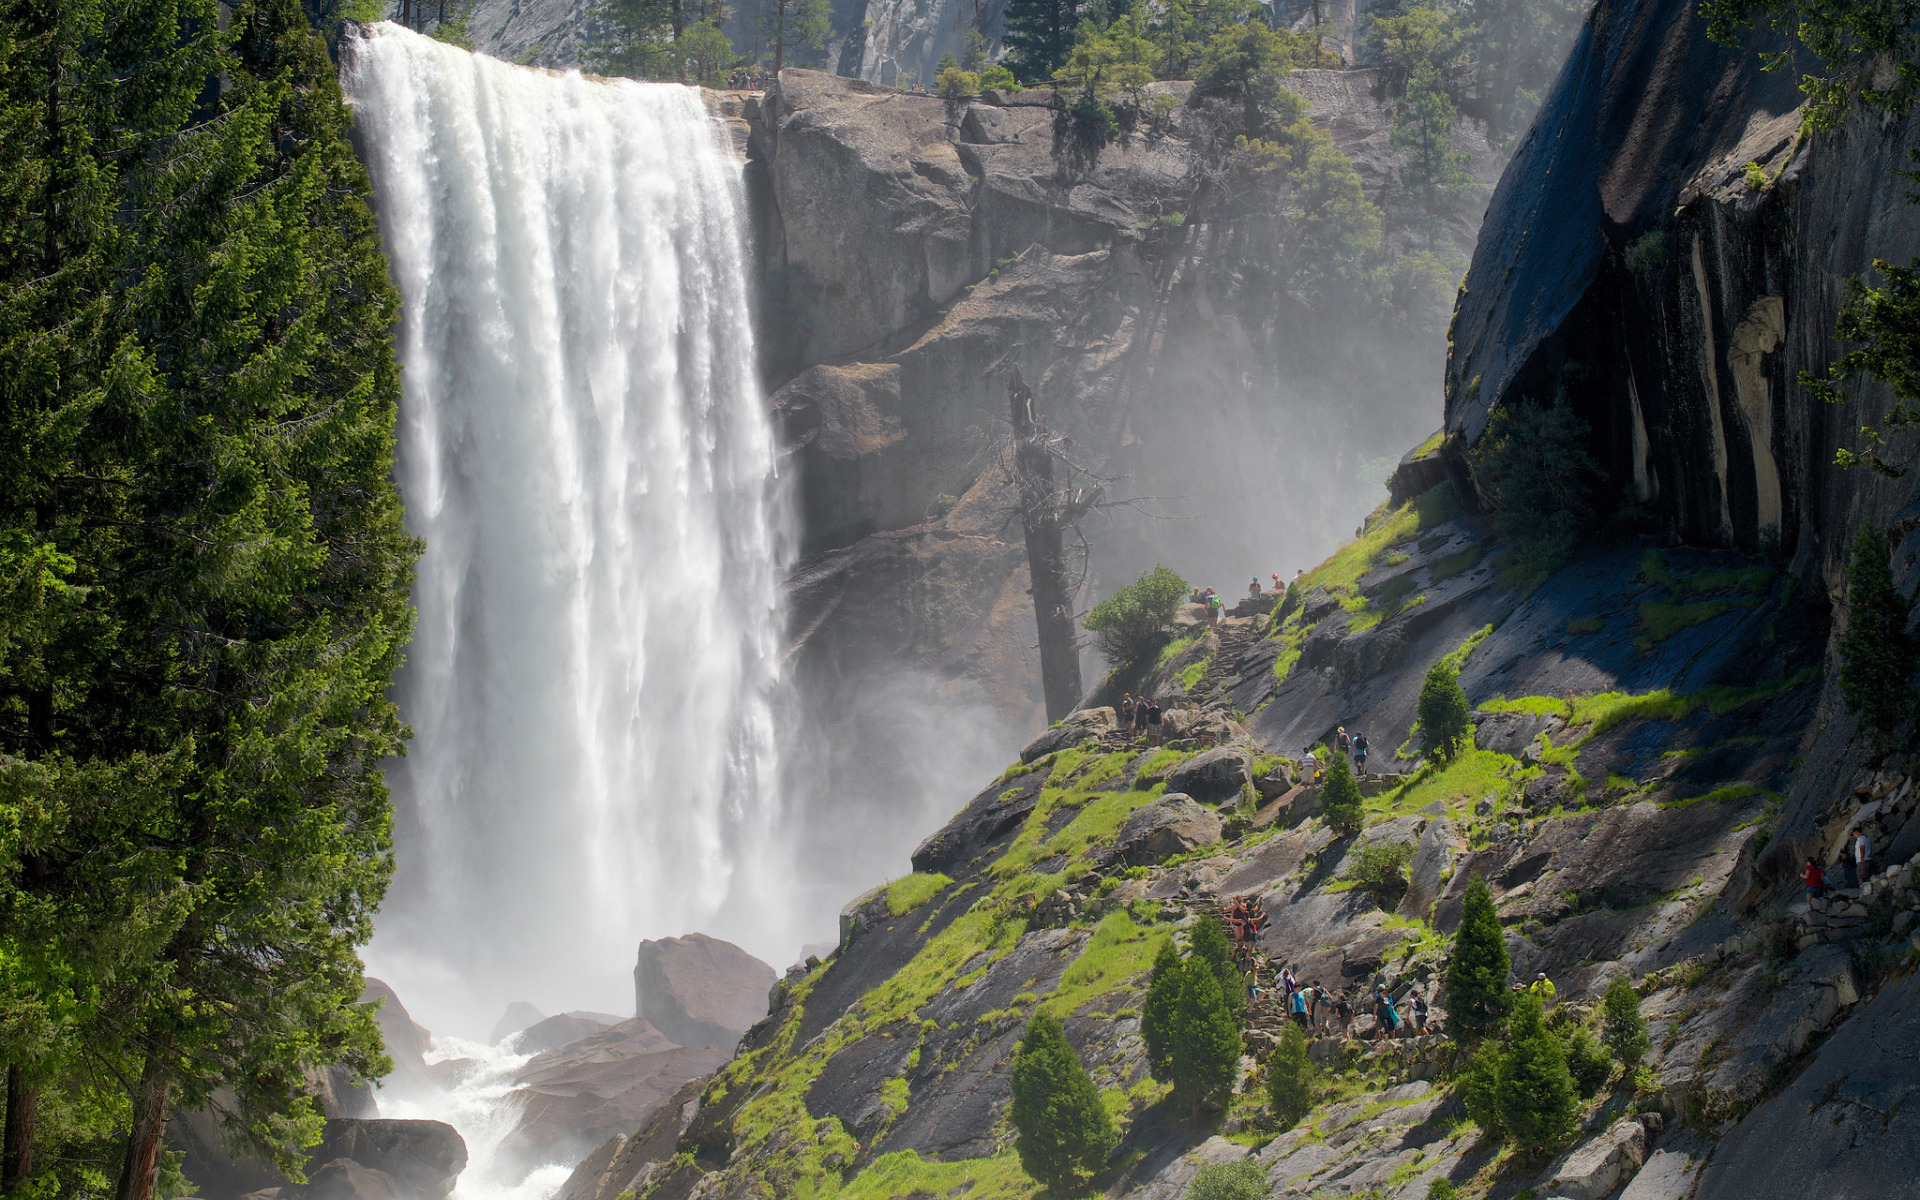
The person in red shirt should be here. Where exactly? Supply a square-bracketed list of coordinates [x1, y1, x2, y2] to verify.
[1803, 857, 1825, 900]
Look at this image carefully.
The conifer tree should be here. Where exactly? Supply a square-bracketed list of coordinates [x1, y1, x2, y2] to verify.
[1319, 751, 1365, 837]
[1417, 658, 1472, 761]
[1187, 911, 1247, 1020]
[1265, 1021, 1316, 1126]
[1600, 975, 1650, 1069]
[1009, 1013, 1115, 1191]
[1441, 874, 1510, 1042]
[1004, 0, 1085, 81]
[1141, 943, 1240, 1119]
[1494, 996, 1577, 1152]
[1838, 521, 1917, 746]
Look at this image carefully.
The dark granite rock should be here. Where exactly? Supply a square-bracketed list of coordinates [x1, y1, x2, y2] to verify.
[634, 934, 776, 1049]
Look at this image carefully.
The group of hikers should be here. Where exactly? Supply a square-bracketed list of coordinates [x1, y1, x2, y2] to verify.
[1802, 824, 1880, 899]
[722, 68, 776, 91]
[1299, 726, 1371, 782]
[1192, 571, 1301, 627]
[1218, 895, 1434, 1040]
[1115, 692, 1166, 747]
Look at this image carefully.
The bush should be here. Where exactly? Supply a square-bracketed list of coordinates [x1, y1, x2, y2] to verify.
[1562, 1026, 1613, 1097]
[1009, 1012, 1116, 1190]
[1084, 565, 1189, 666]
[1497, 996, 1578, 1152]
[1320, 751, 1365, 837]
[1265, 1021, 1318, 1127]
[937, 65, 982, 98]
[1600, 974, 1651, 1068]
[979, 63, 1018, 90]
[1142, 940, 1241, 1118]
[1442, 874, 1511, 1043]
[1838, 522, 1917, 746]
[1416, 658, 1472, 761]
[1467, 398, 1602, 587]
[1187, 1158, 1268, 1200]
[1346, 841, 1413, 903]
[1069, 92, 1118, 144]
[1426, 1180, 1461, 1200]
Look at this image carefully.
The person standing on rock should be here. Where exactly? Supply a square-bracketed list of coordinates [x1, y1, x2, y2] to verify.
[1301, 747, 1319, 781]
[1120, 693, 1135, 736]
[1290, 983, 1310, 1030]
[1334, 990, 1353, 1035]
[1249, 577, 1263, 598]
[1352, 732, 1369, 776]
[1854, 827, 1873, 883]
[1411, 991, 1429, 1033]
[1147, 699, 1163, 747]
[1804, 856, 1826, 901]
[1206, 587, 1223, 627]
[1335, 727, 1350, 762]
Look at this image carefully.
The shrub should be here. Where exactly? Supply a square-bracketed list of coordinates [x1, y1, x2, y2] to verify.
[1442, 874, 1511, 1042]
[979, 63, 1018, 90]
[1069, 92, 1118, 144]
[1497, 996, 1578, 1152]
[1600, 974, 1651, 1068]
[1562, 1026, 1612, 1097]
[1417, 657, 1472, 761]
[1460, 1041, 1505, 1136]
[937, 65, 981, 99]
[1009, 1012, 1116, 1190]
[1320, 751, 1365, 837]
[1265, 1021, 1318, 1127]
[1187, 1159, 1268, 1200]
[1427, 1180, 1461, 1200]
[1346, 841, 1413, 903]
[1467, 397, 1602, 586]
[1142, 940, 1241, 1118]
[1084, 565, 1189, 666]
[1838, 522, 1917, 746]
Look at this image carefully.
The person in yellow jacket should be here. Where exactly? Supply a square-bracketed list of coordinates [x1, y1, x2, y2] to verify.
[1528, 971, 1556, 1001]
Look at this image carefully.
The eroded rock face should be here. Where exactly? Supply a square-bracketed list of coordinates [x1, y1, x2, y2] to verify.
[1166, 747, 1254, 804]
[1109, 794, 1224, 865]
[634, 934, 777, 1049]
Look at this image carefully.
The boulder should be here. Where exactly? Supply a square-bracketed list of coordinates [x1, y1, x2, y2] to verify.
[361, 980, 433, 1097]
[1166, 747, 1254, 804]
[300, 1160, 401, 1200]
[312, 1120, 467, 1200]
[1017, 708, 1116, 763]
[496, 1043, 729, 1176]
[1399, 818, 1458, 920]
[1619, 1146, 1704, 1200]
[633, 933, 777, 1048]
[1536, 1116, 1648, 1200]
[490, 1001, 545, 1045]
[1703, 944, 1860, 1106]
[514, 1012, 623, 1055]
[1109, 795, 1223, 866]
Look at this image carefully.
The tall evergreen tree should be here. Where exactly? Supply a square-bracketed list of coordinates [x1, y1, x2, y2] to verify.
[1599, 975, 1649, 1069]
[1319, 750, 1364, 836]
[1494, 996, 1577, 1152]
[0, 1, 415, 1196]
[1004, 0, 1085, 81]
[1442, 874, 1510, 1042]
[1838, 521, 1917, 746]
[1186, 911, 1247, 1020]
[1140, 942, 1240, 1119]
[1265, 1022, 1316, 1126]
[1416, 657, 1472, 761]
[1008, 1013, 1115, 1191]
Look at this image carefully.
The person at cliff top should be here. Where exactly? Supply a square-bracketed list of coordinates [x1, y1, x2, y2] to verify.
[1272, 573, 1283, 591]
[1249, 577, 1263, 597]
[1529, 972, 1556, 1000]
[1352, 732, 1369, 775]
[1803, 857, 1825, 901]
[1854, 827, 1873, 883]
[1147, 699, 1163, 747]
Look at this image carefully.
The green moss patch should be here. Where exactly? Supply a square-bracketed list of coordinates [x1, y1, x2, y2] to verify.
[1042, 910, 1168, 1018]
[1636, 599, 1734, 646]
[887, 872, 954, 916]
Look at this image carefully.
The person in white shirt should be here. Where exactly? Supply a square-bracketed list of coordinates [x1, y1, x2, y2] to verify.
[1854, 828, 1872, 883]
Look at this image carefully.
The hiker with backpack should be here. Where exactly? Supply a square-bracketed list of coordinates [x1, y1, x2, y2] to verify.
[1352, 731, 1369, 775]
[1146, 698, 1163, 746]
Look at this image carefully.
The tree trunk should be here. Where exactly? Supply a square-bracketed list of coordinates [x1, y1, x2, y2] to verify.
[1008, 369, 1083, 722]
[4, 1067, 36, 1190]
[773, 3, 785, 73]
[112, 1051, 170, 1200]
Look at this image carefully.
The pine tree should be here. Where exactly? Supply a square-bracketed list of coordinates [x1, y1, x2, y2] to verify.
[1416, 658, 1472, 761]
[1838, 522, 1917, 746]
[1187, 912, 1247, 1020]
[1004, 0, 1084, 81]
[1600, 975, 1650, 1069]
[1495, 996, 1577, 1152]
[1442, 874, 1511, 1043]
[1140, 944, 1241, 1119]
[1265, 1021, 1316, 1126]
[1009, 1013, 1115, 1191]
[1319, 751, 1365, 837]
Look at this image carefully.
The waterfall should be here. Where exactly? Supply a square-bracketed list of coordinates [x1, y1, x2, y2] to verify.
[343, 25, 792, 1036]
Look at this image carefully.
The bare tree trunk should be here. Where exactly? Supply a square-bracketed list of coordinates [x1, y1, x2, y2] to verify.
[1008, 369, 1083, 722]
[671, 0, 684, 79]
[112, 1051, 170, 1200]
[4, 1067, 36, 1190]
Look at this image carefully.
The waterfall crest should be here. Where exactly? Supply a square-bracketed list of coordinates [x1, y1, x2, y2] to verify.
[344, 25, 791, 1033]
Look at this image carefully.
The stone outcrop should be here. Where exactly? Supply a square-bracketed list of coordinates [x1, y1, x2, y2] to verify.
[1109, 794, 1224, 865]
[633, 933, 777, 1048]
[182, 1118, 466, 1200]
[362, 979, 434, 1097]
[1165, 746, 1254, 804]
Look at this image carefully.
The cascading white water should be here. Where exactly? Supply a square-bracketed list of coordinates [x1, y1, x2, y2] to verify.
[343, 25, 793, 1037]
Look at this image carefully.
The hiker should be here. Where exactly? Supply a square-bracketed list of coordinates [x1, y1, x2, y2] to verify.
[1225, 896, 1248, 942]
[1272, 573, 1283, 593]
[1308, 980, 1326, 1033]
[1290, 983, 1310, 1029]
[1334, 990, 1354, 1035]
[1301, 747, 1319, 781]
[1529, 972, 1556, 1001]
[1280, 966, 1297, 1001]
[1127, 694, 1143, 737]
[1244, 896, 1267, 941]
[1249, 577, 1263, 598]
[1804, 856, 1826, 901]
[1206, 587, 1223, 627]
[1854, 827, 1873, 883]
[1120, 692, 1135, 736]
[1382, 993, 1403, 1039]
[1334, 727, 1351, 762]
[1147, 699, 1163, 746]
[1352, 732, 1369, 775]
[1411, 991, 1430, 1033]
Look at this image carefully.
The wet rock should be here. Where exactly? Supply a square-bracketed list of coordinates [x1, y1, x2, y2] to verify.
[497, 1037, 729, 1176]
[1399, 818, 1459, 919]
[490, 1001, 546, 1045]
[310, 1121, 467, 1200]
[1107, 795, 1223, 866]
[1166, 746, 1255, 804]
[514, 1012, 623, 1055]
[362, 979, 434, 1096]
[634, 933, 777, 1049]
[1018, 708, 1116, 763]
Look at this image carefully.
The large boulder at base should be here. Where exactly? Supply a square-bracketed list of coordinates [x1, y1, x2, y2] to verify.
[1108, 795, 1223, 866]
[1017, 707, 1117, 763]
[1166, 747, 1254, 804]
[1536, 1116, 1649, 1200]
[184, 1119, 465, 1200]
[1695, 969, 1920, 1200]
[298, 1159, 402, 1200]
[314, 1120, 467, 1200]
[633, 933, 777, 1048]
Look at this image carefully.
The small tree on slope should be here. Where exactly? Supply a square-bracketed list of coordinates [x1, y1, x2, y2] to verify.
[1009, 1012, 1115, 1190]
[1142, 943, 1241, 1119]
[1495, 995, 1578, 1152]
[1320, 751, 1365, 837]
[1600, 974, 1650, 1069]
[1442, 874, 1511, 1043]
[1187, 910, 1248, 1021]
[1839, 521, 1917, 747]
[1417, 657, 1473, 761]
[1266, 1021, 1318, 1127]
